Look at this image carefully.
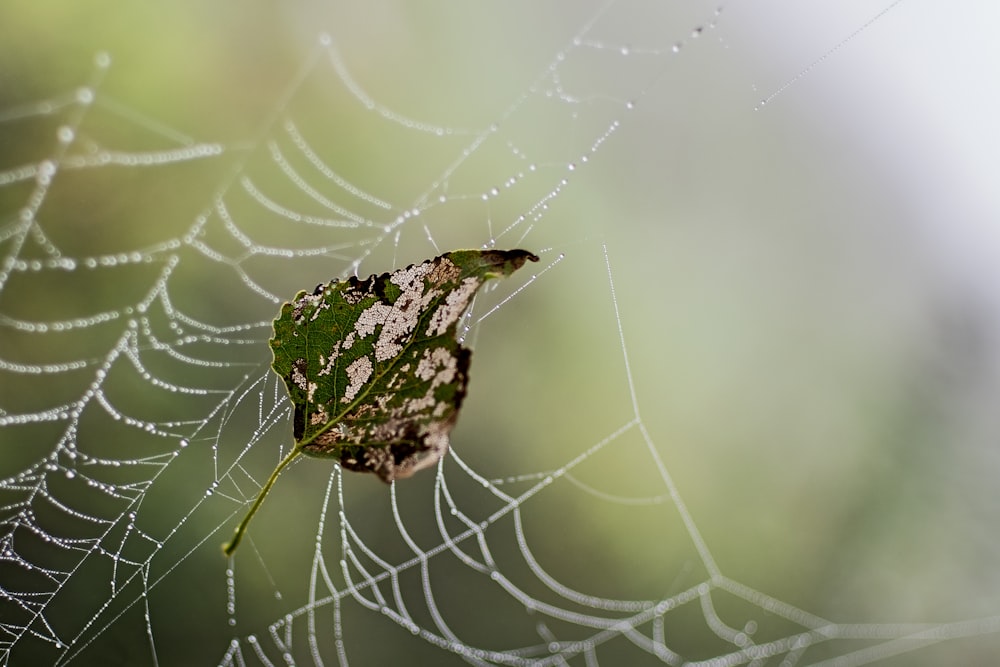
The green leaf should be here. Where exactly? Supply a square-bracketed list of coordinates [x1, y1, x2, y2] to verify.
[222, 249, 538, 555]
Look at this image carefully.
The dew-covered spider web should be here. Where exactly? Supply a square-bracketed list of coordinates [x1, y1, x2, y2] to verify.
[3, 1, 1000, 665]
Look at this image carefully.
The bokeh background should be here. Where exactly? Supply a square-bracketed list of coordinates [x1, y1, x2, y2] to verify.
[2, 1, 1000, 665]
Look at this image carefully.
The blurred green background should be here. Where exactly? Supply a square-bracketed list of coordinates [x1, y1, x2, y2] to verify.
[2, 1, 1000, 665]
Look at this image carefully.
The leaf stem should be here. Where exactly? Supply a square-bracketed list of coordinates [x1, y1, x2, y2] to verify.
[222, 446, 301, 556]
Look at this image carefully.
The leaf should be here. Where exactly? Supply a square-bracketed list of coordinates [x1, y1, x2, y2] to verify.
[222, 249, 538, 555]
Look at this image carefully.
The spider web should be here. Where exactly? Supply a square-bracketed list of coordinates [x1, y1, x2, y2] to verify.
[3, 1, 1000, 665]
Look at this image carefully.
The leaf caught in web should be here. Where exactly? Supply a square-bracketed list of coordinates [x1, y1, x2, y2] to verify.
[276, 248, 538, 479]
[222, 249, 538, 555]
